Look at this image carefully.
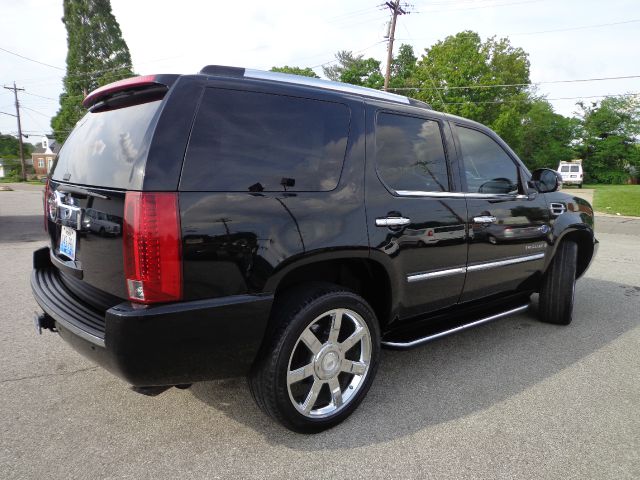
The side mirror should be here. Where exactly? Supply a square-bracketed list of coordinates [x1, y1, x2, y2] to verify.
[530, 168, 562, 193]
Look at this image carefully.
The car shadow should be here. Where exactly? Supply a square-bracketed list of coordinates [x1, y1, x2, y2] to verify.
[189, 276, 639, 449]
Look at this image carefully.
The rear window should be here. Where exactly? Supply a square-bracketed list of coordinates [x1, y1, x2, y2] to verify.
[180, 88, 350, 192]
[570, 165, 580, 172]
[51, 100, 163, 189]
[560, 166, 570, 172]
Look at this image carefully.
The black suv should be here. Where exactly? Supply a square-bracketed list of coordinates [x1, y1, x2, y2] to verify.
[31, 66, 598, 432]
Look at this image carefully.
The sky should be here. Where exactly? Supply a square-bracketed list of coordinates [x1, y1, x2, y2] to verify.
[1, 0, 639, 145]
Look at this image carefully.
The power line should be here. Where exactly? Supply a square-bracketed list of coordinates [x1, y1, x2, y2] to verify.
[0, 46, 64, 71]
[20, 106, 52, 118]
[22, 91, 58, 102]
[436, 92, 640, 106]
[387, 74, 640, 92]
[395, 18, 640, 42]
[418, 0, 547, 14]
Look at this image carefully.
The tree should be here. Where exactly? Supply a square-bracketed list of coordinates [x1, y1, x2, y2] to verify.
[322, 51, 384, 89]
[518, 100, 577, 171]
[575, 96, 640, 183]
[412, 31, 532, 147]
[270, 66, 319, 78]
[0, 133, 33, 159]
[51, 0, 134, 143]
[388, 44, 418, 90]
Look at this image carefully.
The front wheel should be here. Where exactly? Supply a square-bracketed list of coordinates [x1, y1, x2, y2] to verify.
[249, 284, 380, 433]
[538, 240, 578, 325]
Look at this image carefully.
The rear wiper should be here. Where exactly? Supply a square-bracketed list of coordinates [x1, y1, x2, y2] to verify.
[57, 184, 110, 200]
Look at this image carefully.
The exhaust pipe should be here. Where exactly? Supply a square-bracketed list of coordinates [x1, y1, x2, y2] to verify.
[33, 312, 56, 335]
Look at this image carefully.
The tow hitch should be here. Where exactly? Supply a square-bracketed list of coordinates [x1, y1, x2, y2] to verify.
[33, 312, 57, 335]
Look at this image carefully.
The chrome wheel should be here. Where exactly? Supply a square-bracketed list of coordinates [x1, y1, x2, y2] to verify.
[287, 308, 372, 418]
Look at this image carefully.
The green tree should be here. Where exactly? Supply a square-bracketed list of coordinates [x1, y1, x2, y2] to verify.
[322, 51, 384, 89]
[575, 96, 640, 183]
[51, 0, 134, 143]
[412, 31, 532, 147]
[388, 44, 418, 90]
[270, 66, 319, 78]
[517, 100, 577, 171]
[0, 133, 33, 159]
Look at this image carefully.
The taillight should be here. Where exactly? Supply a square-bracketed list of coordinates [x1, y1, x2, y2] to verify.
[123, 192, 182, 304]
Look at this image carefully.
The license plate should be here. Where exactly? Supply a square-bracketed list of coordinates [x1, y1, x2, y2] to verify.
[570, 175, 577, 178]
[59, 226, 77, 260]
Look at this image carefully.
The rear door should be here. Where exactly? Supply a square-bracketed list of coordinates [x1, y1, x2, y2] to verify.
[366, 105, 468, 320]
[452, 123, 551, 302]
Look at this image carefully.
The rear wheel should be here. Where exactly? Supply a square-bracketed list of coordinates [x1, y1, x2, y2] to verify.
[538, 240, 578, 325]
[249, 284, 380, 433]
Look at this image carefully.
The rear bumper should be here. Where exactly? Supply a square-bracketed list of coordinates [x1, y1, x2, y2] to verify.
[31, 247, 272, 386]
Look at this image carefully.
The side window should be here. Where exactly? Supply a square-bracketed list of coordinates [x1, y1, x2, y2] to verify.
[457, 126, 519, 194]
[376, 113, 449, 192]
[181, 88, 351, 192]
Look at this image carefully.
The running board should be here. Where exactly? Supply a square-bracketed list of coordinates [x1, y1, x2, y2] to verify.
[381, 304, 530, 349]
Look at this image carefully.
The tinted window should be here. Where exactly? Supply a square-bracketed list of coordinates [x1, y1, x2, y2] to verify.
[457, 126, 519, 194]
[376, 113, 449, 192]
[51, 100, 162, 189]
[181, 89, 350, 192]
[570, 165, 580, 172]
[560, 166, 570, 172]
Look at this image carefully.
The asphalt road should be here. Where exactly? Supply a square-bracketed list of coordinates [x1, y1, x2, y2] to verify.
[1, 184, 638, 480]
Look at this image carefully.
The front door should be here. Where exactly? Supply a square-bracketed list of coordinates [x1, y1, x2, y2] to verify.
[366, 107, 468, 320]
[452, 124, 551, 302]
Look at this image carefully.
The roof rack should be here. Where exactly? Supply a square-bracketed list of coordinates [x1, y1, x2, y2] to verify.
[199, 65, 419, 106]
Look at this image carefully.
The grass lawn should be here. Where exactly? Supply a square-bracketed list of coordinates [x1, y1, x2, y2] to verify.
[584, 184, 640, 216]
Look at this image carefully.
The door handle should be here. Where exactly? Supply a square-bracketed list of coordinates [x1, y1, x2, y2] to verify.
[375, 217, 411, 227]
[473, 215, 497, 224]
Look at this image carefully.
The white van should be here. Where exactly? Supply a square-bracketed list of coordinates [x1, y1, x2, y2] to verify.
[557, 160, 584, 188]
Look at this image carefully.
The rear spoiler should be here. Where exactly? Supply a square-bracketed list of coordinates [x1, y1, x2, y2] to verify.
[83, 75, 177, 111]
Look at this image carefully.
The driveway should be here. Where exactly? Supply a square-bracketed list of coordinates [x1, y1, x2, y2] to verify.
[1, 186, 638, 479]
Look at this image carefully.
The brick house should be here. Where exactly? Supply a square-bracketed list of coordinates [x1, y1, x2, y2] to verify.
[31, 136, 60, 177]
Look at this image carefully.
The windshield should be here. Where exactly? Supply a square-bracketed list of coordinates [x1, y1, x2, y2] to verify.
[51, 100, 163, 189]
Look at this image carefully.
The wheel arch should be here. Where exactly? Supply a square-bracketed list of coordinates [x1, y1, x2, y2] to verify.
[265, 254, 394, 331]
[550, 226, 596, 279]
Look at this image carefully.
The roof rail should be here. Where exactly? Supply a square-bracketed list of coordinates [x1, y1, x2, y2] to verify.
[245, 69, 411, 104]
[197, 65, 415, 105]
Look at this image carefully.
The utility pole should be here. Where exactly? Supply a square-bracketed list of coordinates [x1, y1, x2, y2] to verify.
[383, 0, 406, 91]
[3, 82, 26, 181]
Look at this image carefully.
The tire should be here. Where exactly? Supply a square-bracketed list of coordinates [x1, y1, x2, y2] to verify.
[538, 240, 578, 325]
[249, 283, 380, 433]
[578, 183, 583, 189]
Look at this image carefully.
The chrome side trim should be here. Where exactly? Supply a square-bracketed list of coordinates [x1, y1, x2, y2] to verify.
[407, 253, 545, 283]
[395, 190, 465, 198]
[381, 304, 529, 349]
[407, 267, 466, 283]
[395, 190, 528, 200]
[467, 253, 545, 272]
[376, 217, 411, 227]
[244, 69, 411, 104]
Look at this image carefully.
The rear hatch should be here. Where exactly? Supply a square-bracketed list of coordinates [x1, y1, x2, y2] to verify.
[46, 77, 172, 302]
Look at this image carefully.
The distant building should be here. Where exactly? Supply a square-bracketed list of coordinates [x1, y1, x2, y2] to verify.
[0, 160, 4, 178]
[31, 136, 60, 177]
